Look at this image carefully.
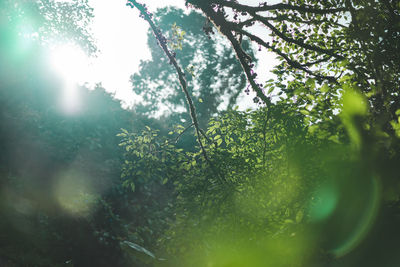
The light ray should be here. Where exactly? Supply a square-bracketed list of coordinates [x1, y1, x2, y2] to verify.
[49, 43, 89, 114]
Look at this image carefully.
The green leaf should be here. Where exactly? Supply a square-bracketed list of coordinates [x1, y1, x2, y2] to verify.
[184, 163, 191, 170]
[284, 219, 294, 224]
[300, 109, 310, 116]
[122, 180, 130, 188]
[217, 139, 223, 146]
[308, 124, 318, 134]
[306, 78, 316, 90]
[320, 84, 329, 93]
[328, 135, 341, 144]
[267, 86, 274, 94]
[342, 87, 367, 116]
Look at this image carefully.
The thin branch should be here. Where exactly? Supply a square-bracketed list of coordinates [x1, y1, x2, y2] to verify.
[190, 1, 341, 85]
[127, 0, 227, 184]
[212, 0, 346, 15]
[236, 18, 257, 28]
[251, 14, 347, 28]
[252, 13, 344, 60]
[235, 27, 338, 83]
[199, 5, 271, 105]
[199, 128, 212, 144]
[175, 123, 194, 143]
[301, 56, 332, 67]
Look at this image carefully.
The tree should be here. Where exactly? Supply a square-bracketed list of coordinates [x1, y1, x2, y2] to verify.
[124, 1, 400, 266]
[0, 1, 131, 266]
[1, 0, 399, 265]
[184, 0, 400, 197]
[185, 0, 399, 126]
[120, 102, 352, 266]
[131, 7, 255, 127]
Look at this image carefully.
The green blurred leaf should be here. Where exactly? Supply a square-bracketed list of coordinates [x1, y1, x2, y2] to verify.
[217, 138, 223, 146]
[342, 87, 367, 117]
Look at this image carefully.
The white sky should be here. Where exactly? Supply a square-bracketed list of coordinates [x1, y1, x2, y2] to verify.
[71, 0, 277, 109]
[81, 0, 186, 107]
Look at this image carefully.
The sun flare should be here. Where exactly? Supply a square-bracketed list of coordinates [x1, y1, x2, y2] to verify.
[49, 43, 89, 84]
[49, 43, 90, 114]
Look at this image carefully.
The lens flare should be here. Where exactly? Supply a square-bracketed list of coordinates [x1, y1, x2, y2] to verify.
[53, 169, 97, 217]
[49, 43, 88, 83]
[332, 176, 380, 257]
[309, 182, 339, 222]
[49, 43, 89, 114]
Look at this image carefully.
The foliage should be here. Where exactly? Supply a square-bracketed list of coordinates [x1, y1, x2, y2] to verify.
[0, 67, 133, 265]
[123, 0, 400, 266]
[0, 0, 96, 54]
[0, 2, 131, 265]
[130, 7, 254, 126]
[119, 104, 327, 265]
[185, 0, 399, 133]
[1, 0, 400, 266]
[183, 0, 400, 189]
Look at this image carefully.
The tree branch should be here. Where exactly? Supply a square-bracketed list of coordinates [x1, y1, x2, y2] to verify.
[188, 1, 342, 86]
[235, 27, 338, 83]
[212, 0, 346, 15]
[252, 13, 344, 60]
[127, 0, 227, 184]
[198, 5, 271, 105]
[174, 123, 194, 143]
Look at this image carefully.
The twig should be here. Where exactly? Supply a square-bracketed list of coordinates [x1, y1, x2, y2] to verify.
[252, 13, 344, 60]
[212, 0, 346, 15]
[234, 26, 338, 83]
[175, 123, 194, 143]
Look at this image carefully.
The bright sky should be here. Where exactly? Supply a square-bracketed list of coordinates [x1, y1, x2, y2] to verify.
[83, 0, 187, 107]
[52, 0, 277, 109]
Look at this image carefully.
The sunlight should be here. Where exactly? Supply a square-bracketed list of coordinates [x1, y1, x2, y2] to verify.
[49, 43, 89, 114]
[49, 43, 89, 84]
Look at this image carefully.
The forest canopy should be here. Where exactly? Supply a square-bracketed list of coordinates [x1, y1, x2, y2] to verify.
[1, 0, 400, 266]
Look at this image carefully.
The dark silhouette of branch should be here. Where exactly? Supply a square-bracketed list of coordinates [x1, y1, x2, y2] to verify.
[127, 0, 227, 184]
[234, 27, 338, 83]
[213, 0, 346, 15]
[251, 13, 344, 60]
[174, 123, 194, 143]
[239, 15, 346, 28]
[186, 0, 347, 84]
[187, 0, 343, 93]
[196, 4, 271, 105]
